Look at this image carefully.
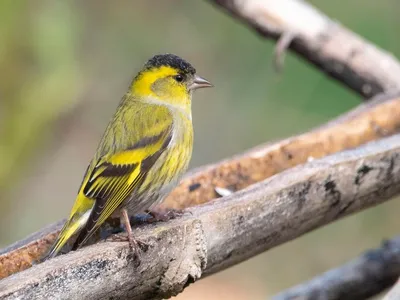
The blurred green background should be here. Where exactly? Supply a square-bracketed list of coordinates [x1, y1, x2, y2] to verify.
[1, 0, 400, 299]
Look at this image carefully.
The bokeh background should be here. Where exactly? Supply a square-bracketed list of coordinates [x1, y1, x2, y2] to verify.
[1, 0, 400, 298]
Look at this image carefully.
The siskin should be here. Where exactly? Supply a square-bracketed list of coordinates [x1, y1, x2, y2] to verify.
[43, 54, 212, 260]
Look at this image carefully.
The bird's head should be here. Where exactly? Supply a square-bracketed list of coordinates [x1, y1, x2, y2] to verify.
[130, 54, 212, 108]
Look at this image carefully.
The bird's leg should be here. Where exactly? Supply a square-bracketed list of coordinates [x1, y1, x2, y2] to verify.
[119, 208, 148, 259]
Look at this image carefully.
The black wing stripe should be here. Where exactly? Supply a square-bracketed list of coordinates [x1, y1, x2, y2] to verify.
[127, 130, 168, 150]
[141, 133, 173, 172]
[100, 163, 136, 177]
[83, 162, 137, 197]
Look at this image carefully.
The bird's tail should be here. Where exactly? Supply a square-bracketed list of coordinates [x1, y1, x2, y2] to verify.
[41, 210, 91, 261]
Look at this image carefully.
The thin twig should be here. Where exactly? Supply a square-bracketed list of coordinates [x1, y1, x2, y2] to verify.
[273, 30, 296, 72]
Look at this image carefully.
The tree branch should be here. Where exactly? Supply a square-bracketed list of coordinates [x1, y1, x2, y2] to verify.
[272, 236, 400, 300]
[1, 134, 400, 299]
[209, 0, 400, 98]
[1, 93, 400, 280]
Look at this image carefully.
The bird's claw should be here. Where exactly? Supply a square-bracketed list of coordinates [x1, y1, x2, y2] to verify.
[111, 234, 148, 261]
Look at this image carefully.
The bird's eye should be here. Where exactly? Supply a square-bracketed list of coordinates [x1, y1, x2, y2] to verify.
[174, 74, 184, 82]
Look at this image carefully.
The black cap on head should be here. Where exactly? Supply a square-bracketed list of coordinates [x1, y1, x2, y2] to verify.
[144, 54, 196, 75]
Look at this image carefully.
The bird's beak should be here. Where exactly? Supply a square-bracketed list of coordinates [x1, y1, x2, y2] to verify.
[189, 75, 213, 90]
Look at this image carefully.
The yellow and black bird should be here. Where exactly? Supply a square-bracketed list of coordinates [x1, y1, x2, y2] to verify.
[43, 54, 212, 260]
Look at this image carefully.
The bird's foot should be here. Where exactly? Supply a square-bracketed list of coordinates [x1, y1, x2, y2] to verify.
[112, 234, 149, 261]
[117, 209, 149, 264]
[127, 234, 148, 260]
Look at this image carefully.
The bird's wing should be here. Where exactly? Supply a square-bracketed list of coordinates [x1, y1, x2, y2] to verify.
[73, 103, 174, 248]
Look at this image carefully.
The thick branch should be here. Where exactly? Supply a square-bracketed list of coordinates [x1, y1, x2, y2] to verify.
[1, 134, 400, 299]
[164, 93, 400, 209]
[1, 94, 400, 280]
[273, 237, 400, 300]
[209, 0, 400, 97]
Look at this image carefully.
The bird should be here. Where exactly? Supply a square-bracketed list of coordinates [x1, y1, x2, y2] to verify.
[42, 53, 213, 261]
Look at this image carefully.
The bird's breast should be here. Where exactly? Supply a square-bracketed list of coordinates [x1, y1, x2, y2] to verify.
[137, 111, 193, 197]
[124, 118, 192, 214]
